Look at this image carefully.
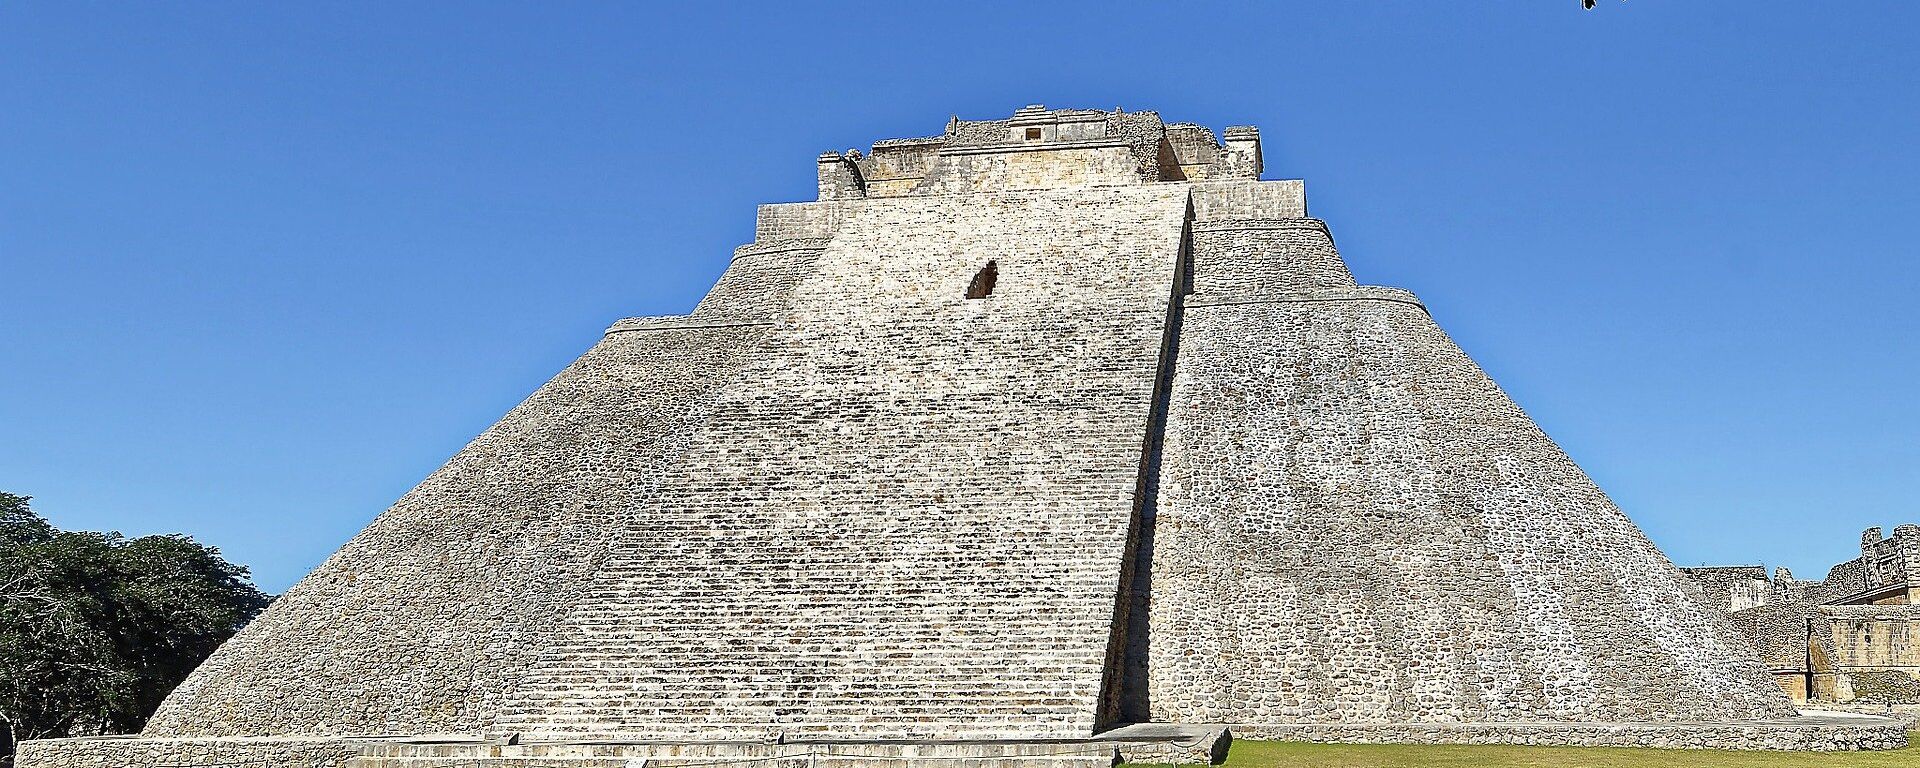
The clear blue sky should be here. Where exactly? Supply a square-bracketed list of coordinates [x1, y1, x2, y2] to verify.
[2, 3, 1915, 593]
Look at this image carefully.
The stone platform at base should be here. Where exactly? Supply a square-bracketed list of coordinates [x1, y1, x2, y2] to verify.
[1229, 710, 1908, 751]
[15, 725, 1228, 768]
[18, 715, 1905, 768]
[347, 740, 1125, 768]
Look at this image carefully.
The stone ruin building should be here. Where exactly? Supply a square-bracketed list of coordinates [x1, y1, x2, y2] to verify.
[1686, 524, 1920, 706]
[19, 105, 1908, 767]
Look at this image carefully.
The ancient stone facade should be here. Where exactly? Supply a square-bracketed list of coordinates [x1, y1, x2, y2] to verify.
[21, 105, 1898, 767]
[1686, 525, 1920, 705]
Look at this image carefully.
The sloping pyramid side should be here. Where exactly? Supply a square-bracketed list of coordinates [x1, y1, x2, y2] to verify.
[148, 183, 1191, 742]
[143, 322, 772, 737]
[1139, 217, 1795, 725]
[490, 185, 1191, 741]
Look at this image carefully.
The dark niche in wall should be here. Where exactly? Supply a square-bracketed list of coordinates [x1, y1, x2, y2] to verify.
[966, 261, 998, 299]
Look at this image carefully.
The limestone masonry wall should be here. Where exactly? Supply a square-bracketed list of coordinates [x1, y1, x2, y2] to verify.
[491, 185, 1192, 741]
[1829, 606, 1920, 678]
[1145, 293, 1789, 724]
[1856, 526, 1920, 603]
[1189, 180, 1305, 220]
[1143, 197, 1790, 724]
[142, 323, 769, 736]
[1687, 525, 1920, 704]
[20, 738, 362, 768]
[1187, 219, 1354, 296]
[1682, 566, 1773, 613]
[696, 239, 830, 319]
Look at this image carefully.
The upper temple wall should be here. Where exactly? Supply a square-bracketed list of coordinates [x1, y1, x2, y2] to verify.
[816, 105, 1265, 199]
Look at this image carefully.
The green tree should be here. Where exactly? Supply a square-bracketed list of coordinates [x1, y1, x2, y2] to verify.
[0, 493, 271, 764]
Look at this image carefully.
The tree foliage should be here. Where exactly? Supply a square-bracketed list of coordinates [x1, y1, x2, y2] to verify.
[0, 493, 271, 761]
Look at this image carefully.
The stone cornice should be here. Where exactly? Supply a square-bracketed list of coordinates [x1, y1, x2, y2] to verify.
[1186, 285, 1427, 314]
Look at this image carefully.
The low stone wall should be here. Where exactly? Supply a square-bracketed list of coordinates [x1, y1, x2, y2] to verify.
[1101, 724, 1229, 765]
[20, 737, 1144, 768]
[1111, 738, 1224, 765]
[20, 719, 1908, 768]
[1228, 715, 1908, 751]
[17, 736, 364, 768]
[1809, 703, 1920, 728]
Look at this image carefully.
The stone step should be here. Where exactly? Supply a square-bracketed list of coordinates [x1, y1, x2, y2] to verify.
[346, 741, 1122, 768]
[494, 696, 1081, 708]
[358, 743, 1120, 756]
[348, 758, 1111, 768]
[510, 671, 1083, 681]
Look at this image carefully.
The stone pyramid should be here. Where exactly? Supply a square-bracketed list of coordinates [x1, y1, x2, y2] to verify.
[27, 105, 1899, 768]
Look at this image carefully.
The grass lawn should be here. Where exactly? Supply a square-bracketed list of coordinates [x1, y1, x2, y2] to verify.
[1130, 735, 1920, 767]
